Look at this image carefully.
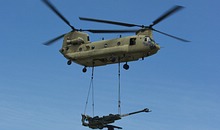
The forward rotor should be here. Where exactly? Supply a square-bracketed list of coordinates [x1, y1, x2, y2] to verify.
[80, 5, 183, 29]
[79, 5, 189, 42]
[42, 0, 76, 45]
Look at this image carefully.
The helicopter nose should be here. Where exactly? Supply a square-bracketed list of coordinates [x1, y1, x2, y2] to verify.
[150, 44, 160, 50]
[155, 44, 160, 50]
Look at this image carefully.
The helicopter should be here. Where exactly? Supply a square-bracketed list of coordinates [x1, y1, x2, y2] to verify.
[42, 0, 189, 73]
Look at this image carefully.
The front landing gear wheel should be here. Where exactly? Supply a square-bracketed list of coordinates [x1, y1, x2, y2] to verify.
[123, 63, 129, 70]
[67, 60, 72, 65]
[82, 67, 87, 73]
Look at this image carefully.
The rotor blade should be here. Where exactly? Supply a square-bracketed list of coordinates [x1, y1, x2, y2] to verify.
[43, 34, 65, 46]
[79, 17, 143, 27]
[81, 29, 138, 33]
[152, 28, 190, 42]
[150, 5, 184, 27]
[42, 0, 75, 30]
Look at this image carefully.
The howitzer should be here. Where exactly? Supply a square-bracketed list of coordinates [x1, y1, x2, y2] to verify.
[81, 108, 151, 130]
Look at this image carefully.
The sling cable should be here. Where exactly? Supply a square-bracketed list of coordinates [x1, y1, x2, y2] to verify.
[81, 58, 151, 130]
[83, 58, 122, 115]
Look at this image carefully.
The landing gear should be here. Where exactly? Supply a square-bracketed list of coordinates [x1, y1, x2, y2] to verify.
[123, 63, 129, 70]
[82, 67, 87, 73]
[67, 60, 72, 65]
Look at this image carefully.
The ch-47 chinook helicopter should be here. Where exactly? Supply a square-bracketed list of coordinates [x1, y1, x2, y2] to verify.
[42, 0, 189, 73]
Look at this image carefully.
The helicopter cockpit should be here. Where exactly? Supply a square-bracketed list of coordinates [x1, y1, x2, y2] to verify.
[143, 36, 160, 51]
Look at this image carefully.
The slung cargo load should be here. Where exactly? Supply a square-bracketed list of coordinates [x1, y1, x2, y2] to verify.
[81, 108, 151, 130]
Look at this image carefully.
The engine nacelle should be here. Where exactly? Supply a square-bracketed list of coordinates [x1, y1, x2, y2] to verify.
[67, 37, 85, 45]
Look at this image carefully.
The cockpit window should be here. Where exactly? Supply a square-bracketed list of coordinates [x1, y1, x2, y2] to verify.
[145, 37, 155, 43]
[145, 37, 150, 42]
[144, 37, 147, 41]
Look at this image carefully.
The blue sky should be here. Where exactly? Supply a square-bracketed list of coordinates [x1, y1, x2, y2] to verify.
[0, 0, 220, 130]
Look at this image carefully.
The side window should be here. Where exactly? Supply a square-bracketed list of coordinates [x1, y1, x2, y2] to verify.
[86, 46, 90, 50]
[87, 36, 90, 42]
[130, 38, 136, 45]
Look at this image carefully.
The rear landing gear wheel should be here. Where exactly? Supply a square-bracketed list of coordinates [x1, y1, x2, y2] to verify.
[67, 60, 72, 65]
[82, 67, 87, 73]
[123, 63, 129, 70]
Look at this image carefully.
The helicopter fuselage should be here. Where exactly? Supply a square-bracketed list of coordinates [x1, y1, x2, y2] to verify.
[60, 31, 160, 67]
[42, 1, 188, 72]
